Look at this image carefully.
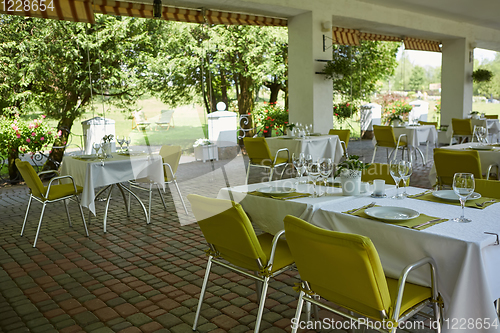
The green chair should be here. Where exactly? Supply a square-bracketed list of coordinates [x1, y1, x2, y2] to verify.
[188, 194, 294, 332]
[129, 145, 188, 221]
[284, 215, 443, 333]
[474, 179, 500, 199]
[418, 121, 438, 129]
[450, 118, 472, 145]
[243, 137, 289, 183]
[485, 115, 498, 120]
[361, 163, 396, 185]
[372, 125, 408, 163]
[329, 129, 350, 158]
[15, 159, 88, 248]
[433, 149, 496, 188]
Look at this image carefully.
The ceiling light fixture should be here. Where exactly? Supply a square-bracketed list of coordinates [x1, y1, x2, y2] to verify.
[153, 0, 162, 18]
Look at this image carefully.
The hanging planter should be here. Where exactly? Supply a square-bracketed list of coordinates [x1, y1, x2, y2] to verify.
[472, 69, 493, 83]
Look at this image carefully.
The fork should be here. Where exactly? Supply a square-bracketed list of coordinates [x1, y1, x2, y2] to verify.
[349, 202, 376, 214]
[476, 199, 497, 207]
[412, 218, 447, 229]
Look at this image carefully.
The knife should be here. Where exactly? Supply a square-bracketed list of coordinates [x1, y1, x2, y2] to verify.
[412, 218, 447, 229]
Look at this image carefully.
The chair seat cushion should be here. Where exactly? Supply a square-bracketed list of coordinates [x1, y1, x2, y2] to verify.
[251, 157, 288, 167]
[386, 277, 431, 317]
[257, 233, 294, 273]
[42, 184, 83, 201]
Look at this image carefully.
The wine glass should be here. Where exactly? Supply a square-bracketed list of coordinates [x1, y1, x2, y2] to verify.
[389, 160, 403, 199]
[319, 158, 334, 195]
[453, 173, 475, 223]
[117, 136, 125, 151]
[399, 160, 412, 197]
[292, 153, 304, 186]
[307, 161, 321, 197]
[92, 142, 101, 156]
[124, 136, 131, 151]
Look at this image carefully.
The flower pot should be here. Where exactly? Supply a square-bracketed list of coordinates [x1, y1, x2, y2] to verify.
[392, 120, 401, 127]
[340, 170, 362, 196]
[101, 142, 112, 158]
[194, 144, 218, 162]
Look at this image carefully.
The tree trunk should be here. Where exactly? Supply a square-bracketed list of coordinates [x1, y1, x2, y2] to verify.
[237, 74, 254, 144]
[7, 149, 20, 183]
[220, 71, 229, 108]
[42, 117, 74, 173]
[264, 79, 282, 104]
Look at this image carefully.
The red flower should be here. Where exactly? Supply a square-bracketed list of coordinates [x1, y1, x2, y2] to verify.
[284, 121, 288, 124]
[264, 130, 268, 133]
[265, 126, 269, 129]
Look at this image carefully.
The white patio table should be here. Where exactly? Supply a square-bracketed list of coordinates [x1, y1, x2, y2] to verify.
[428, 142, 500, 184]
[446, 118, 500, 143]
[60, 152, 164, 232]
[265, 135, 344, 163]
[217, 180, 500, 333]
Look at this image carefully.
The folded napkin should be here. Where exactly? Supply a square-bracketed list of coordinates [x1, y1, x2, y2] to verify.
[308, 181, 341, 188]
[73, 156, 98, 161]
[343, 205, 448, 230]
[408, 191, 498, 209]
[246, 191, 311, 200]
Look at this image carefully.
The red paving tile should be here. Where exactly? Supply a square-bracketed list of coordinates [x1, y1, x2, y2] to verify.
[140, 321, 164, 333]
[114, 303, 139, 317]
[83, 299, 107, 311]
[94, 307, 120, 322]
[157, 299, 181, 311]
[59, 299, 82, 311]
[97, 291, 119, 302]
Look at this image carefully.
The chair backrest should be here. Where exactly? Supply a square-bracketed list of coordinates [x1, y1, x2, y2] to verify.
[159, 145, 182, 180]
[284, 215, 391, 320]
[485, 115, 499, 120]
[159, 110, 174, 123]
[361, 163, 396, 185]
[133, 110, 147, 123]
[328, 129, 350, 148]
[187, 194, 268, 271]
[474, 179, 500, 199]
[418, 121, 438, 129]
[373, 125, 397, 148]
[433, 149, 482, 186]
[451, 118, 472, 136]
[15, 159, 46, 198]
[243, 137, 273, 164]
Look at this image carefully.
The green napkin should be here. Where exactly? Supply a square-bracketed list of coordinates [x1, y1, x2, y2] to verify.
[408, 191, 498, 209]
[277, 137, 294, 140]
[247, 191, 311, 200]
[308, 181, 341, 188]
[73, 156, 98, 161]
[343, 205, 448, 230]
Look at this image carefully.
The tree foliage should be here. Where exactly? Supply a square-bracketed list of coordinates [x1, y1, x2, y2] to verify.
[323, 41, 400, 101]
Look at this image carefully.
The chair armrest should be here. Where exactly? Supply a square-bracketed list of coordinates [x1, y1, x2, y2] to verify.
[162, 162, 176, 181]
[38, 170, 60, 177]
[486, 164, 498, 180]
[274, 148, 290, 164]
[396, 133, 407, 146]
[392, 257, 439, 322]
[45, 175, 78, 199]
[266, 230, 286, 272]
[340, 141, 349, 158]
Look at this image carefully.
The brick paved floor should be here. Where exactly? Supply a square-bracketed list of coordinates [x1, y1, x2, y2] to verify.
[0, 139, 437, 333]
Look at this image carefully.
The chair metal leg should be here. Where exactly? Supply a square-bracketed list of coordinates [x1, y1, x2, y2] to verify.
[20, 196, 33, 236]
[173, 180, 188, 214]
[147, 183, 153, 224]
[279, 164, 288, 180]
[269, 168, 275, 182]
[64, 199, 72, 227]
[371, 146, 378, 163]
[33, 202, 47, 248]
[254, 276, 270, 332]
[246, 163, 251, 184]
[291, 291, 305, 333]
[75, 196, 89, 237]
[157, 184, 167, 210]
[416, 147, 426, 164]
[116, 183, 130, 216]
[103, 185, 114, 233]
[193, 256, 213, 331]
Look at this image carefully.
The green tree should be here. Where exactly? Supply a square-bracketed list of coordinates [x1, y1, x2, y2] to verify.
[323, 41, 400, 101]
[408, 66, 425, 92]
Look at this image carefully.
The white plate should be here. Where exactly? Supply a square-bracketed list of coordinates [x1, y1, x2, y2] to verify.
[432, 190, 481, 201]
[365, 206, 420, 221]
[310, 133, 322, 136]
[256, 186, 295, 196]
[77, 155, 97, 160]
[119, 151, 146, 156]
[469, 144, 492, 150]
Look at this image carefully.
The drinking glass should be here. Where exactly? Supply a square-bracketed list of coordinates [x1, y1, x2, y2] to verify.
[307, 162, 321, 197]
[389, 160, 403, 199]
[453, 173, 475, 223]
[319, 158, 333, 191]
[92, 142, 101, 156]
[292, 153, 304, 185]
[117, 136, 125, 151]
[124, 136, 131, 151]
[399, 160, 412, 197]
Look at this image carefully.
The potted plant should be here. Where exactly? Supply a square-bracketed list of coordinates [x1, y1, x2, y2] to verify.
[472, 69, 493, 83]
[333, 101, 357, 128]
[335, 155, 370, 195]
[193, 138, 218, 162]
[252, 102, 290, 137]
[382, 100, 412, 125]
[387, 114, 404, 126]
[101, 134, 114, 157]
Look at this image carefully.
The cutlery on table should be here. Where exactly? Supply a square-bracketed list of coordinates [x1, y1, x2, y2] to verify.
[349, 202, 376, 214]
[410, 190, 432, 198]
[476, 199, 496, 207]
[412, 218, 447, 229]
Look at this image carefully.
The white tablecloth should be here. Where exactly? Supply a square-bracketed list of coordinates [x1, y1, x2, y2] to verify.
[266, 135, 343, 163]
[392, 125, 438, 147]
[446, 118, 500, 141]
[428, 142, 500, 184]
[218, 181, 500, 332]
[60, 154, 164, 214]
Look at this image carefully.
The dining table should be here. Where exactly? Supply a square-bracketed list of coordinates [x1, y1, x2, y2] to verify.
[217, 179, 500, 332]
[60, 152, 165, 232]
[428, 142, 500, 184]
[265, 134, 344, 163]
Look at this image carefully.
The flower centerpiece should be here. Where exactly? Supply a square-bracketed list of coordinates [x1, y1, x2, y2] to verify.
[193, 138, 212, 147]
[333, 101, 357, 128]
[469, 111, 480, 119]
[101, 134, 114, 157]
[335, 155, 370, 196]
[253, 102, 291, 137]
[193, 138, 217, 162]
[382, 100, 412, 125]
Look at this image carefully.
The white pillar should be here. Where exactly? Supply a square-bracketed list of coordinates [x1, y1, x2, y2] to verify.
[441, 38, 474, 125]
[288, 11, 333, 134]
